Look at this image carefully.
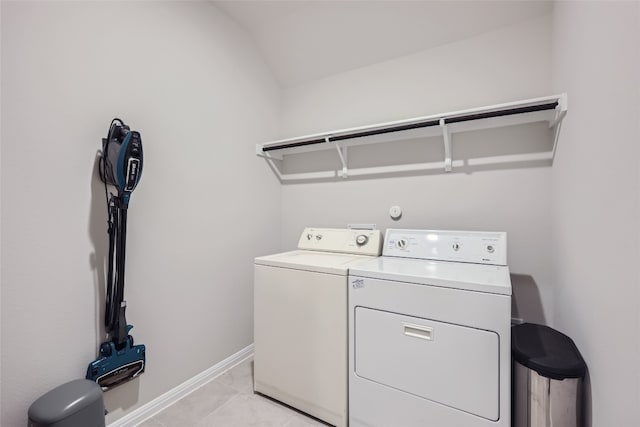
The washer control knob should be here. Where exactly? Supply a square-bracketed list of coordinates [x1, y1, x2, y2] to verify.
[356, 234, 369, 246]
[487, 245, 495, 253]
[397, 239, 408, 249]
[316, 234, 323, 240]
[307, 233, 313, 240]
[452, 243, 460, 251]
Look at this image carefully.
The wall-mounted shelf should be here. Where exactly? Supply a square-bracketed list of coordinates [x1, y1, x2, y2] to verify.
[257, 94, 567, 181]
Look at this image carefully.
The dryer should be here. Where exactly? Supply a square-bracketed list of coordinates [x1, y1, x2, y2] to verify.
[348, 229, 511, 427]
[254, 227, 382, 427]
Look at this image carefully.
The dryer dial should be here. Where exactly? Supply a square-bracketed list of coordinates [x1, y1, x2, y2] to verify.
[356, 234, 369, 246]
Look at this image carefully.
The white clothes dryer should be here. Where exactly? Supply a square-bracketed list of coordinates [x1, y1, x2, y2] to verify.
[348, 229, 512, 427]
[254, 227, 382, 427]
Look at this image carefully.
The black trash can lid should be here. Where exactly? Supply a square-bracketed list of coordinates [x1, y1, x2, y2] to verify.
[512, 323, 586, 380]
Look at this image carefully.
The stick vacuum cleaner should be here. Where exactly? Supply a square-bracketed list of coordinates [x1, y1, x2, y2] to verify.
[86, 118, 145, 391]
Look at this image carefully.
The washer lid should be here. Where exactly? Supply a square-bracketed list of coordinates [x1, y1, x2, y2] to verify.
[255, 250, 375, 275]
[349, 256, 512, 295]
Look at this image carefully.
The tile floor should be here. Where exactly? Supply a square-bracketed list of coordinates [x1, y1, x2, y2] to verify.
[138, 358, 328, 427]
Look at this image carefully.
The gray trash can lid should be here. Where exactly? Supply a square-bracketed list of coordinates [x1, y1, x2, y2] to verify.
[512, 323, 586, 380]
[28, 379, 103, 423]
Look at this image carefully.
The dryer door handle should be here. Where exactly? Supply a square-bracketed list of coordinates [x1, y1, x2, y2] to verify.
[403, 323, 433, 341]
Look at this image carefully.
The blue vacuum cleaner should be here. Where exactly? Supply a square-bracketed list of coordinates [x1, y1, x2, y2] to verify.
[86, 118, 145, 391]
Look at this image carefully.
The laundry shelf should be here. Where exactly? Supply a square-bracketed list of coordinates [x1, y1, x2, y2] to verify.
[257, 94, 567, 180]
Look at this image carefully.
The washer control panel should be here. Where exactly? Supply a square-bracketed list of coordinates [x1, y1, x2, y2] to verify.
[384, 229, 507, 265]
[298, 228, 382, 256]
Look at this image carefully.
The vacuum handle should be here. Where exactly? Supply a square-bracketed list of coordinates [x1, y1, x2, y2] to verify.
[105, 197, 129, 347]
[116, 302, 128, 348]
[105, 203, 117, 332]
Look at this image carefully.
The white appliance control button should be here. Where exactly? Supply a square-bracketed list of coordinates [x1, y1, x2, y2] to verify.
[307, 233, 313, 240]
[397, 239, 408, 249]
[356, 234, 369, 246]
[487, 245, 495, 253]
[452, 243, 460, 251]
[316, 234, 323, 240]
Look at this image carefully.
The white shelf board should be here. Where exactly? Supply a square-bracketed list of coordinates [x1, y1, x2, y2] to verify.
[257, 93, 567, 179]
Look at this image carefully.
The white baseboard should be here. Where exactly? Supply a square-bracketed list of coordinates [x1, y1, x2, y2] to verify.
[108, 344, 254, 427]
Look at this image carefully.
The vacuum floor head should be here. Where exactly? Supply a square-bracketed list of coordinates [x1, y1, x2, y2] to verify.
[86, 338, 145, 391]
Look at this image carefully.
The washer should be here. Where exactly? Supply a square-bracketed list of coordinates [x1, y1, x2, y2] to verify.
[254, 227, 382, 427]
[348, 229, 512, 427]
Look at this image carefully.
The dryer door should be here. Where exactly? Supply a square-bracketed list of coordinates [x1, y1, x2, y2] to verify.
[354, 307, 499, 421]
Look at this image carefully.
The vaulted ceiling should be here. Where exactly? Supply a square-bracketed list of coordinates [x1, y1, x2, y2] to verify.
[213, 1, 553, 88]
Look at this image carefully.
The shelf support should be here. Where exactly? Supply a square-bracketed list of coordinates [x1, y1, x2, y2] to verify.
[439, 119, 452, 172]
[256, 144, 282, 160]
[328, 136, 348, 178]
[549, 93, 567, 159]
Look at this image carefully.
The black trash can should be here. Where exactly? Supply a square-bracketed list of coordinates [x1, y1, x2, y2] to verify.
[512, 323, 586, 427]
[28, 379, 105, 427]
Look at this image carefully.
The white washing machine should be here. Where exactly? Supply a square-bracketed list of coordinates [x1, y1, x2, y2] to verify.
[254, 227, 382, 427]
[348, 229, 512, 427]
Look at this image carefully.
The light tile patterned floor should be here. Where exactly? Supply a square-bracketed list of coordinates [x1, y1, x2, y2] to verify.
[138, 359, 328, 427]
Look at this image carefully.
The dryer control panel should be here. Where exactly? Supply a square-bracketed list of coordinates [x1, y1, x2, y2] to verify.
[384, 229, 507, 265]
[298, 228, 382, 256]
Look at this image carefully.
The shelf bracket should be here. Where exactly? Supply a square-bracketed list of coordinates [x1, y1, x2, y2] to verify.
[439, 119, 452, 172]
[549, 93, 567, 159]
[256, 144, 282, 160]
[328, 136, 348, 178]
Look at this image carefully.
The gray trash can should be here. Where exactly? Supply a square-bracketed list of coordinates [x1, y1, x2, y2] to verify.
[28, 379, 105, 427]
[512, 323, 586, 427]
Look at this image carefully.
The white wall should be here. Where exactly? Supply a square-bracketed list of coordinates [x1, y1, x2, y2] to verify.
[279, 16, 554, 323]
[0, 2, 281, 426]
[551, 2, 640, 425]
